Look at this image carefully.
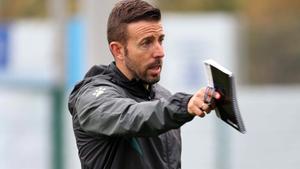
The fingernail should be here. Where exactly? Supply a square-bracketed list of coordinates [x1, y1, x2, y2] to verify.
[214, 92, 221, 99]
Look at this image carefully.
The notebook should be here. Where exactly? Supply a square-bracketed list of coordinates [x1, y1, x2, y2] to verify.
[204, 59, 246, 134]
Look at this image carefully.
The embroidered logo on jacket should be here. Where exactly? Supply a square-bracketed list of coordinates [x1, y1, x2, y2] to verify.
[92, 87, 106, 97]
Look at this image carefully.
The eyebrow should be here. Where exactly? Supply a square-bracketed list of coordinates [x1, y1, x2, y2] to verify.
[140, 34, 165, 42]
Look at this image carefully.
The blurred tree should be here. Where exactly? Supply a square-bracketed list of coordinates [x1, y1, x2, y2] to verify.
[242, 0, 300, 84]
[67, 0, 80, 16]
[158, 0, 242, 12]
[0, 0, 47, 20]
[0, 0, 79, 21]
[159, 0, 300, 85]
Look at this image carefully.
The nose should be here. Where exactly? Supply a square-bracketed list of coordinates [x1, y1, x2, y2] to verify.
[153, 41, 164, 58]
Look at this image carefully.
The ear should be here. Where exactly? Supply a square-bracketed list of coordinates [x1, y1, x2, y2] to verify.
[109, 42, 125, 61]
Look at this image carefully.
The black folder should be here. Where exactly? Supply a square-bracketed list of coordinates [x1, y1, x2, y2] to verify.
[204, 59, 246, 134]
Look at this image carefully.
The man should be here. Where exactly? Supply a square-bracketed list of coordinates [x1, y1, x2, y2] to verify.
[68, 0, 220, 168]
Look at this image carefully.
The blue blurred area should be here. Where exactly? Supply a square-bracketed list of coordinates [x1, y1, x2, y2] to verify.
[66, 17, 85, 89]
[0, 24, 9, 70]
[0, 17, 86, 169]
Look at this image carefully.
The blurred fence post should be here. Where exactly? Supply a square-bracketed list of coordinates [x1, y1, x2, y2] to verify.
[47, 0, 67, 169]
[51, 86, 64, 169]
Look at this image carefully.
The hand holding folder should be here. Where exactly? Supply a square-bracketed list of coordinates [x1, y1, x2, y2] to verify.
[204, 59, 246, 134]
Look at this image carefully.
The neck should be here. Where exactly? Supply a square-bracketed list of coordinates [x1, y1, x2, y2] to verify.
[115, 61, 134, 80]
[114, 62, 152, 90]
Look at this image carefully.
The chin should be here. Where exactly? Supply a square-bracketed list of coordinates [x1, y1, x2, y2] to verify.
[145, 77, 160, 85]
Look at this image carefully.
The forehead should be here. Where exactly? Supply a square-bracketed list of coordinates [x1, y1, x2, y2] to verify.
[126, 21, 163, 39]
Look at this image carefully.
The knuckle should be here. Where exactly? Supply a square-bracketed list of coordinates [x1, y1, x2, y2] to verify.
[198, 111, 205, 117]
[199, 114, 205, 118]
[196, 92, 202, 97]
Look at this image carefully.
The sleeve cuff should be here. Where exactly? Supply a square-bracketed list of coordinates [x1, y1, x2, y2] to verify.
[168, 92, 195, 122]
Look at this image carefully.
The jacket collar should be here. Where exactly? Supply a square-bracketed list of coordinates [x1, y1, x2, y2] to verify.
[108, 62, 155, 99]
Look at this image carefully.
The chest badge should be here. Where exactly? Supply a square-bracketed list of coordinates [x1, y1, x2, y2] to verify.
[92, 87, 106, 97]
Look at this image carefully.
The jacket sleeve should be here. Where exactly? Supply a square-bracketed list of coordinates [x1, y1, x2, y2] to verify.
[75, 84, 194, 137]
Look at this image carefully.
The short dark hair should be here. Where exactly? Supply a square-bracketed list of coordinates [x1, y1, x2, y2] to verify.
[107, 0, 161, 45]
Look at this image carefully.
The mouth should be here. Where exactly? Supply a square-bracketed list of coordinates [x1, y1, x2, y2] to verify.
[147, 61, 162, 76]
[149, 65, 161, 74]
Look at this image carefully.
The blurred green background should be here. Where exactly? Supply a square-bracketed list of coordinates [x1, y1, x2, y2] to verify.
[1, 0, 300, 84]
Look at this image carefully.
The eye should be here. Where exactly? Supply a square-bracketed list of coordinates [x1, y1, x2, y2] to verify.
[143, 39, 152, 45]
[140, 38, 153, 48]
[159, 36, 164, 45]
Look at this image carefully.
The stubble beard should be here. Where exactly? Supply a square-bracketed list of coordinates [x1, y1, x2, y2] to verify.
[124, 47, 161, 85]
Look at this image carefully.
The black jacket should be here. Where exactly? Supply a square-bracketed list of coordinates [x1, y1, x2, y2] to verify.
[68, 62, 194, 169]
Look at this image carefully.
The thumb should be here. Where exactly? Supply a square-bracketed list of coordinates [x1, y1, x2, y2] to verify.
[213, 91, 221, 100]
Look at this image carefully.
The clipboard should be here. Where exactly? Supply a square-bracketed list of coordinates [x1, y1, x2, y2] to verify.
[204, 59, 246, 134]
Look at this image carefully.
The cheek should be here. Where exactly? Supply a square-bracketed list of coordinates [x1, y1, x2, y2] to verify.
[126, 44, 152, 68]
[128, 51, 146, 65]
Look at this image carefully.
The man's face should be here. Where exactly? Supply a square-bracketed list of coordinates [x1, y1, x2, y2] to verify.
[123, 20, 165, 84]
